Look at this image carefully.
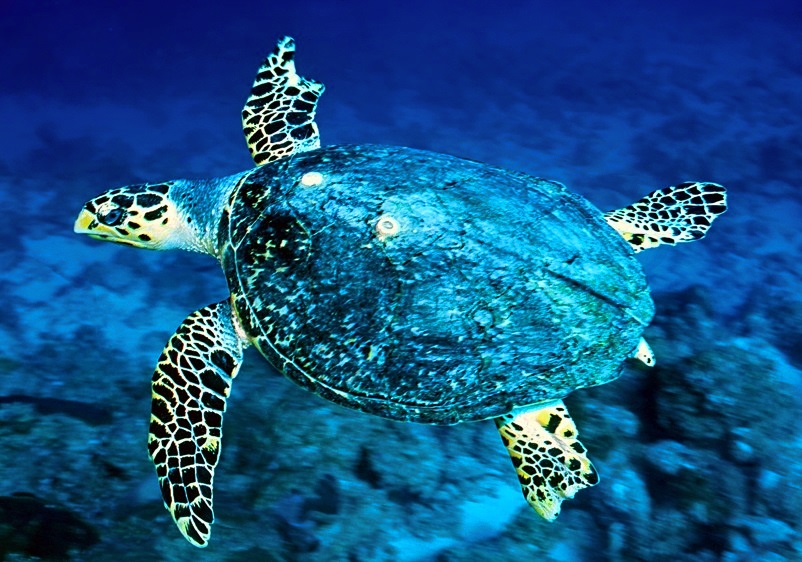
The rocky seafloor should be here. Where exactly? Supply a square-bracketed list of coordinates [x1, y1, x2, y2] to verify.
[2, 254, 801, 562]
[1, 1, 801, 560]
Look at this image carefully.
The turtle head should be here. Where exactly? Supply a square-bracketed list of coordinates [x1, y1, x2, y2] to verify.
[74, 181, 198, 251]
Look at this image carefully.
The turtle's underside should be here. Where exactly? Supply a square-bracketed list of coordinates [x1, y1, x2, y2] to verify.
[74, 37, 727, 546]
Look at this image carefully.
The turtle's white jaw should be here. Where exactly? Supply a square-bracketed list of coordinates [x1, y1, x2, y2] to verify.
[74, 181, 201, 252]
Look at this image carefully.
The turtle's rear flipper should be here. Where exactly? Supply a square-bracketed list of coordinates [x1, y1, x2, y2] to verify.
[603, 182, 727, 252]
[495, 400, 599, 521]
[148, 300, 244, 547]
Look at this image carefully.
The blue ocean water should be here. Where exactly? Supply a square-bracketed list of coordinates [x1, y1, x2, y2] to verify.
[1, 0, 801, 560]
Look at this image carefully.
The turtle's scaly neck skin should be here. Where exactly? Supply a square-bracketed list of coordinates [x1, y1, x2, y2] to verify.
[74, 170, 248, 258]
[169, 172, 248, 257]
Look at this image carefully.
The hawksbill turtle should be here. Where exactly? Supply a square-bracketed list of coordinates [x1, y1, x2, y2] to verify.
[74, 37, 727, 546]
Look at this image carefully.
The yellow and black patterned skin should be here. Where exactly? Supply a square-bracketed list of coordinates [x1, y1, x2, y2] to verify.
[221, 144, 655, 424]
[147, 301, 243, 546]
[603, 182, 728, 252]
[241, 36, 324, 165]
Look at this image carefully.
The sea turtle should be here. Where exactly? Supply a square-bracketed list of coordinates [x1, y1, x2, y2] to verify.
[74, 37, 727, 547]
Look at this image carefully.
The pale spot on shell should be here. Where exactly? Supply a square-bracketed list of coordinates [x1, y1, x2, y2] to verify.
[375, 214, 400, 238]
[300, 171, 324, 186]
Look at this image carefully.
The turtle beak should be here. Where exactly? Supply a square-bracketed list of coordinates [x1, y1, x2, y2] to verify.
[74, 208, 96, 234]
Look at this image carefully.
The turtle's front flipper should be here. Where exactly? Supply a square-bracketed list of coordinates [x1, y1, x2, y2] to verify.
[242, 36, 325, 165]
[603, 182, 727, 252]
[148, 300, 245, 547]
[496, 400, 599, 521]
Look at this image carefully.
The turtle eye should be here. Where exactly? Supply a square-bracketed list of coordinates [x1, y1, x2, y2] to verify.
[98, 206, 126, 226]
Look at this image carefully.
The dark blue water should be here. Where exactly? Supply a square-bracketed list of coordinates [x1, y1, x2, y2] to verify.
[2, 1, 801, 560]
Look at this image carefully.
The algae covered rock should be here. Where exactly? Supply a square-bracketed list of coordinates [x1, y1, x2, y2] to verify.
[650, 342, 797, 453]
